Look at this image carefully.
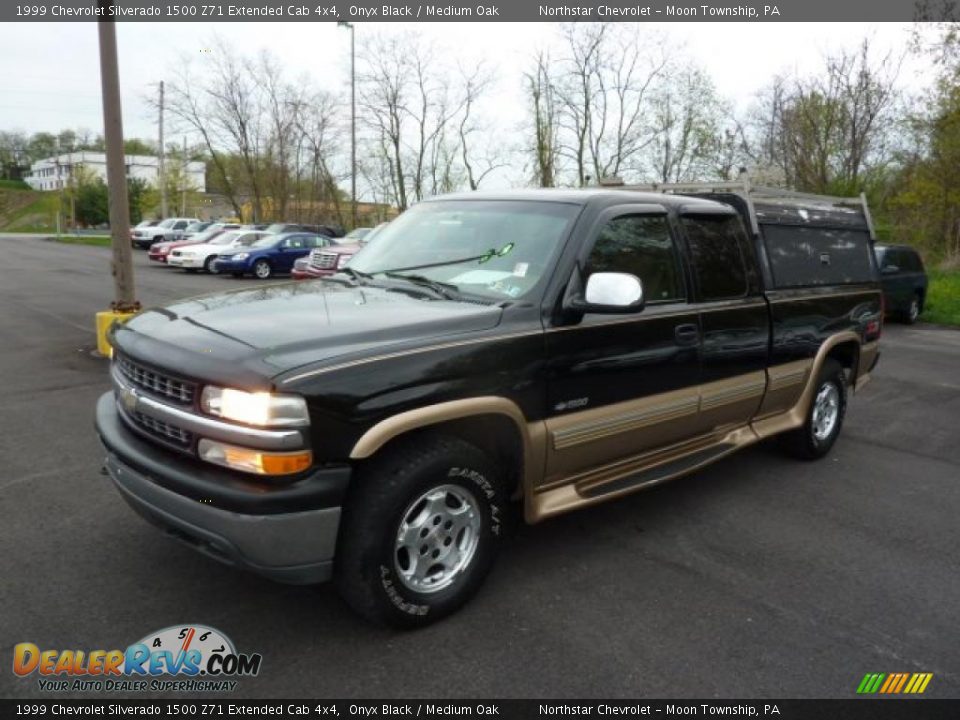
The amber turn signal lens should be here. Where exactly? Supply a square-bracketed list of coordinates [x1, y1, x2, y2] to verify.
[198, 439, 312, 476]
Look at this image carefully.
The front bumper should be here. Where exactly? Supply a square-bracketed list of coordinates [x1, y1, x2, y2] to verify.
[211, 257, 250, 274]
[167, 255, 203, 268]
[95, 392, 349, 584]
[292, 266, 336, 280]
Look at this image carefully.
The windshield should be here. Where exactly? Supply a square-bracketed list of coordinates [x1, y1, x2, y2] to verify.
[345, 228, 371, 240]
[211, 231, 242, 246]
[158, 219, 176, 229]
[185, 222, 207, 232]
[252, 235, 282, 248]
[349, 200, 579, 301]
[234, 233, 264, 247]
[264, 223, 291, 234]
[188, 228, 223, 244]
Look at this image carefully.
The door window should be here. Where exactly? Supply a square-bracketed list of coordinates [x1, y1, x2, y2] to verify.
[683, 215, 749, 300]
[585, 215, 684, 304]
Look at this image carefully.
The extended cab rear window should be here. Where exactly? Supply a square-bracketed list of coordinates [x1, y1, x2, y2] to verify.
[762, 225, 875, 288]
[682, 214, 749, 300]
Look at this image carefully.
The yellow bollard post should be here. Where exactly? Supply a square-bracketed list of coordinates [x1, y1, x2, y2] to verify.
[95, 310, 137, 358]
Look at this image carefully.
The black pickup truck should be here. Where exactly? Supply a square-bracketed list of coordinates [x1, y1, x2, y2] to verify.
[96, 185, 882, 626]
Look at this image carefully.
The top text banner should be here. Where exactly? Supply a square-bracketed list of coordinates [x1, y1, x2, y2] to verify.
[3, 0, 957, 22]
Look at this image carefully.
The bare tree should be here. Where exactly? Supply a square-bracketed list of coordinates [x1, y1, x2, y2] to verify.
[646, 65, 728, 183]
[743, 39, 901, 193]
[551, 24, 671, 185]
[524, 50, 560, 187]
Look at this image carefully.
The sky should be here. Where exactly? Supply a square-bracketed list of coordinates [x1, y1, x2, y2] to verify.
[0, 21, 933, 192]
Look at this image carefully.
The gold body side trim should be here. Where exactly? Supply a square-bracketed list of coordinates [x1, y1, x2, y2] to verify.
[751, 331, 860, 439]
[696, 371, 767, 434]
[542, 385, 700, 489]
[754, 358, 813, 420]
[855, 341, 879, 391]
[528, 332, 862, 523]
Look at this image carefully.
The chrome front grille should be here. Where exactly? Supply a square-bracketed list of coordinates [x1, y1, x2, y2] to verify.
[116, 354, 195, 405]
[133, 412, 193, 447]
[310, 250, 338, 269]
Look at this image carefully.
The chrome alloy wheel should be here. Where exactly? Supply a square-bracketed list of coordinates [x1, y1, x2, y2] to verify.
[394, 484, 482, 594]
[812, 383, 840, 442]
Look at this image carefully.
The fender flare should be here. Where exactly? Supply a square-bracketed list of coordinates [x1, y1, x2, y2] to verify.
[349, 396, 547, 508]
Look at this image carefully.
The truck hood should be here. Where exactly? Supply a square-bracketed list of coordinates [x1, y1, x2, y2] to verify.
[112, 280, 503, 389]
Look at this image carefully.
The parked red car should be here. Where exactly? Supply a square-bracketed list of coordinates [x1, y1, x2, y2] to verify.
[291, 226, 378, 280]
[148, 224, 240, 263]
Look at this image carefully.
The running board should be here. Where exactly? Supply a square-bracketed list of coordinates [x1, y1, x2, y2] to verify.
[579, 443, 736, 499]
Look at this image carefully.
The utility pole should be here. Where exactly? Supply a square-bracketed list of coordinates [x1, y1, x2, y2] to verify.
[181, 135, 187, 216]
[54, 140, 63, 239]
[97, 0, 137, 314]
[158, 80, 168, 218]
[338, 21, 357, 229]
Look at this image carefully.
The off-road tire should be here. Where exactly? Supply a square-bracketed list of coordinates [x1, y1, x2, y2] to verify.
[334, 435, 507, 628]
[779, 358, 847, 460]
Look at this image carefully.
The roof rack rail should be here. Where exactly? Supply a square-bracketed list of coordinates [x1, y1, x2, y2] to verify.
[615, 181, 876, 240]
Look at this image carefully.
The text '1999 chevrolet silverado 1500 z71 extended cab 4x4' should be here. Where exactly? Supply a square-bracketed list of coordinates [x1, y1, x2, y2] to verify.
[95, 186, 882, 626]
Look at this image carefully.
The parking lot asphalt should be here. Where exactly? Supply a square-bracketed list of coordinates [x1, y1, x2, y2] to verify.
[1, 234, 958, 700]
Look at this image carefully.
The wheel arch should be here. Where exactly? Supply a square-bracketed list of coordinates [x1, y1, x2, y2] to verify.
[349, 397, 547, 514]
[753, 331, 860, 439]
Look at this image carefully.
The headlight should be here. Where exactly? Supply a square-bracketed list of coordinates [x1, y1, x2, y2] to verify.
[200, 385, 309, 427]
[337, 254, 351, 268]
[232, 253, 249, 260]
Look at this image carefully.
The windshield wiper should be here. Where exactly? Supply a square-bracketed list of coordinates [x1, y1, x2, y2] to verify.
[378, 243, 514, 275]
[383, 272, 460, 300]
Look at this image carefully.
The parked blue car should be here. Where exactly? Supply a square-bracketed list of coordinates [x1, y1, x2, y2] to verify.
[212, 232, 333, 279]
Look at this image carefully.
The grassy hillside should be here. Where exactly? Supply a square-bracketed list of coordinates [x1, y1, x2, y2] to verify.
[0, 186, 60, 232]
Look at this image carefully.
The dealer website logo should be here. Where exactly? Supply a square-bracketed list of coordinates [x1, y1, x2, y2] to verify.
[13, 624, 262, 693]
[856, 672, 934, 695]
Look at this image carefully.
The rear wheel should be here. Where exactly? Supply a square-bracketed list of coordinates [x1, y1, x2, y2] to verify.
[253, 259, 272, 279]
[335, 436, 507, 628]
[904, 293, 921, 324]
[779, 358, 847, 460]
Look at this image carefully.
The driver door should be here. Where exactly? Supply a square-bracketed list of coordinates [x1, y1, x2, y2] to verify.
[277, 235, 307, 272]
[543, 207, 702, 489]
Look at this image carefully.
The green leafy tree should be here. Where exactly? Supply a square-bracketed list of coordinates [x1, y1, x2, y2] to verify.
[74, 178, 109, 227]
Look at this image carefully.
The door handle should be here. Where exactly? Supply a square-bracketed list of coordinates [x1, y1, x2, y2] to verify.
[674, 323, 700, 347]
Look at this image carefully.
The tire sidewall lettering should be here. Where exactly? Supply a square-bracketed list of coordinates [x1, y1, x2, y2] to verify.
[379, 565, 430, 616]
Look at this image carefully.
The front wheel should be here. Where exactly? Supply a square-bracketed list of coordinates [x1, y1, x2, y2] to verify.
[204, 255, 218, 274]
[779, 358, 847, 460]
[335, 436, 508, 628]
[253, 259, 272, 279]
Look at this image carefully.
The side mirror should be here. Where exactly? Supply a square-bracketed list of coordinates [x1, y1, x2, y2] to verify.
[882, 264, 900, 274]
[566, 272, 645, 314]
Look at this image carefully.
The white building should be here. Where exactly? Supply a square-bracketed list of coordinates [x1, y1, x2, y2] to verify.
[24, 152, 206, 193]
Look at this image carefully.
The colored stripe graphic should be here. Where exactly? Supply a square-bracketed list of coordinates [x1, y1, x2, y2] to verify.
[857, 672, 932, 694]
